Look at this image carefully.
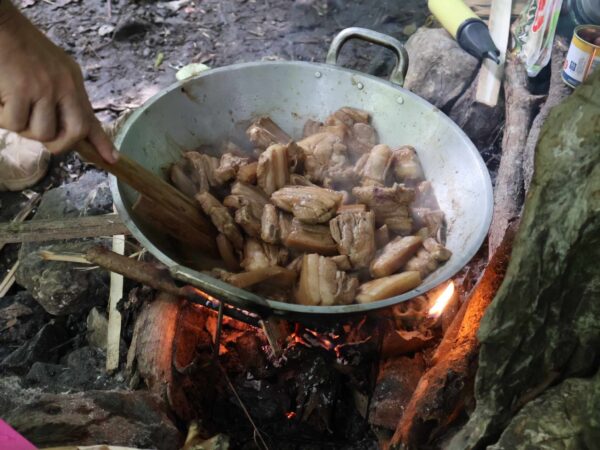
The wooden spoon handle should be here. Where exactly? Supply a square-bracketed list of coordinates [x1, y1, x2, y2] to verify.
[76, 141, 216, 253]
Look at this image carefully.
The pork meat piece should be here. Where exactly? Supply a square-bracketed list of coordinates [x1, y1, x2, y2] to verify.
[246, 117, 291, 149]
[234, 206, 261, 237]
[297, 132, 348, 183]
[413, 181, 440, 209]
[324, 165, 360, 191]
[284, 218, 338, 255]
[196, 192, 244, 250]
[352, 183, 415, 234]
[169, 163, 197, 198]
[325, 107, 370, 128]
[329, 211, 376, 269]
[359, 144, 393, 186]
[356, 271, 421, 303]
[295, 254, 359, 306]
[346, 122, 378, 159]
[261, 204, 280, 244]
[183, 151, 220, 190]
[214, 153, 251, 185]
[331, 254, 353, 271]
[337, 204, 367, 214]
[370, 236, 423, 278]
[236, 161, 258, 184]
[404, 249, 439, 278]
[241, 238, 288, 271]
[271, 185, 343, 224]
[223, 181, 269, 213]
[375, 224, 390, 248]
[257, 144, 290, 195]
[216, 234, 240, 271]
[410, 208, 446, 241]
[289, 174, 319, 187]
[423, 237, 452, 262]
[303, 119, 323, 137]
[391, 146, 425, 184]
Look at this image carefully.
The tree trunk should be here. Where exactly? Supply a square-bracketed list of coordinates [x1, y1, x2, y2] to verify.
[449, 67, 600, 450]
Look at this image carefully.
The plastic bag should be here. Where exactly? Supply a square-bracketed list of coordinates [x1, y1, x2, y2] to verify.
[514, 0, 564, 76]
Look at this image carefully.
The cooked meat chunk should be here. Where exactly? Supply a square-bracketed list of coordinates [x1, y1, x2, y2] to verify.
[221, 266, 296, 289]
[261, 204, 280, 244]
[216, 234, 240, 271]
[303, 119, 323, 137]
[241, 238, 288, 271]
[196, 192, 244, 250]
[284, 219, 338, 255]
[169, 163, 197, 198]
[221, 141, 244, 155]
[297, 132, 348, 183]
[370, 236, 423, 278]
[337, 204, 367, 214]
[170, 152, 219, 195]
[257, 144, 290, 195]
[410, 208, 446, 241]
[330, 211, 376, 269]
[321, 124, 350, 141]
[353, 183, 415, 234]
[214, 153, 251, 185]
[271, 186, 343, 224]
[391, 146, 425, 184]
[289, 174, 318, 187]
[423, 237, 452, 262]
[236, 161, 258, 184]
[330, 254, 352, 271]
[375, 224, 390, 248]
[234, 206, 261, 237]
[224, 181, 269, 212]
[295, 254, 359, 306]
[325, 107, 370, 128]
[246, 117, 291, 149]
[413, 181, 440, 209]
[279, 211, 293, 241]
[324, 165, 360, 191]
[405, 249, 439, 278]
[347, 122, 378, 158]
[356, 271, 421, 303]
[360, 144, 393, 186]
[286, 255, 304, 274]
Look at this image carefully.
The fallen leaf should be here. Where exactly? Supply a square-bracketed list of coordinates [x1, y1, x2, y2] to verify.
[154, 52, 165, 68]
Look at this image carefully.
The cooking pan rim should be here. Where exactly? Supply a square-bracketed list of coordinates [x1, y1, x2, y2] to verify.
[109, 59, 493, 316]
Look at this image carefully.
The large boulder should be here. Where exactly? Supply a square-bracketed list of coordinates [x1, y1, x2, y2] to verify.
[404, 27, 479, 112]
[0, 377, 183, 450]
[16, 171, 113, 315]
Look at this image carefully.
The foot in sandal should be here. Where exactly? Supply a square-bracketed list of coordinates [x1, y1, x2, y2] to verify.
[0, 129, 50, 192]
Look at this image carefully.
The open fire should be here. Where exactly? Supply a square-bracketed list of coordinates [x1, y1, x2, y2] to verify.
[428, 281, 455, 319]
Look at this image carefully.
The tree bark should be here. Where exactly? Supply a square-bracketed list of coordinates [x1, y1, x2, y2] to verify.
[449, 68, 600, 450]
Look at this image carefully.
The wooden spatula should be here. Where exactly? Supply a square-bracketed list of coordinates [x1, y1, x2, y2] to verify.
[76, 140, 217, 254]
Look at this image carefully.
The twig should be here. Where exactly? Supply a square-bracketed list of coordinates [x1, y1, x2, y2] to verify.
[0, 261, 19, 298]
[0, 192, 41, 252]
[106, 234, 125, 373]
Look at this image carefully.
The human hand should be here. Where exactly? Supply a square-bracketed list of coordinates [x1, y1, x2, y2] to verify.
[0, 1, 117, 164]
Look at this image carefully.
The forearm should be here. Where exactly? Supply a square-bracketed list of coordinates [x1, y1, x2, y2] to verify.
[0, 1, 24, 30]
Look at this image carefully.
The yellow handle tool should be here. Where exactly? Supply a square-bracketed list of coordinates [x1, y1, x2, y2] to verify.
[428, 0, 500, 63]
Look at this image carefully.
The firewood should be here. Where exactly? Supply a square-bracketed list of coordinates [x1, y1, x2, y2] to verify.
[488, 56, 544, 256]
[390, 221, 518, 449]
[523, 37, 571, 193]
[0, 261, 19, 298]
[0, 213, 129, 244]
[0, 191, 40, 252]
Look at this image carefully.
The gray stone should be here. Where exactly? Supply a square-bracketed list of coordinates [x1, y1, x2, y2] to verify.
[449, 66, 600, 449]
[86, 306, 108, 349]
[16, 171, 113, 315]
[488, 372, 600, 450]
[0, 377, 183, 450]
[0, 320, 68, 374]
[404, 27, 479, 112]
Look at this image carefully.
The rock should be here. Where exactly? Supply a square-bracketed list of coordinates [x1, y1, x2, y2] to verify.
[0, 377, 183, 450]
[404, 27, 479, 112]
[87, 307, 108, 349]
[291, 0, 328, 30]
[489, 373, 600, 449]
[369, 355, 426, 430]
[0, 291, 50, 361]
[16, 171, 112, 316]
[449, 67, 600, 449]
[0, 320, 68, 374]
[25, 347, 124, 392]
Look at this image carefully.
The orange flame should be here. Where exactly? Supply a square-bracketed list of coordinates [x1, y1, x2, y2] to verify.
[285, 411, 297, 419]
[428, 281, 455, 318]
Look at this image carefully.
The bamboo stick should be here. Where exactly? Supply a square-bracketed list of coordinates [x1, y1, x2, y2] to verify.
[106, 235, 125, 373]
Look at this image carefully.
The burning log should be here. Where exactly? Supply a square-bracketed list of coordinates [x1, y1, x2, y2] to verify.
[390, 221, 518, 449]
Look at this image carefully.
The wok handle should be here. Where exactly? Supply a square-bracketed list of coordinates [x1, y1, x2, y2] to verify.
[326, 27, 409, 87]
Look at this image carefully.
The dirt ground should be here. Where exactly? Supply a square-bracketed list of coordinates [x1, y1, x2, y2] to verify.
[22, 0, 429, 122]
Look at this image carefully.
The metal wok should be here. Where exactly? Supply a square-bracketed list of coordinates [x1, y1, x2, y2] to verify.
[110, 28, 493, 321]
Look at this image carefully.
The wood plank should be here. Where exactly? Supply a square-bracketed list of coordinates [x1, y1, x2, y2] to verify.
[0, 214, 130, 244]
